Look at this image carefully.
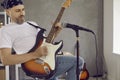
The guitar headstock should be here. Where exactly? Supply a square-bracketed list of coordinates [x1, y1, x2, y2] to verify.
[62, 0, 72, 8]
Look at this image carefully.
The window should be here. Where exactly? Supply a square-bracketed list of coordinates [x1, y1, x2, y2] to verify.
[113, 0, 120, 54]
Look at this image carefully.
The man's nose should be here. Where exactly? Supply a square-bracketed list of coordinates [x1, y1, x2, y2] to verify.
[20, 11, 24, 15]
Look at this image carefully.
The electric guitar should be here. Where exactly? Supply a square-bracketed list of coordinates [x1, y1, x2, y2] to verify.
[21, 0, 72, 79]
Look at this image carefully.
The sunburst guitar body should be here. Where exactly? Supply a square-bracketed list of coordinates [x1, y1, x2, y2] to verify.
[22, 38, 63, 78]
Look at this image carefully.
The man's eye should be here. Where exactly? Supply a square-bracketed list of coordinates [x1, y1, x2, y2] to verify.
[22, 8, 25, 11]
[15, 10, 20, 12]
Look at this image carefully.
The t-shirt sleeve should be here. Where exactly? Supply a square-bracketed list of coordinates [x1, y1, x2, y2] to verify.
[0, 29, 12, 48]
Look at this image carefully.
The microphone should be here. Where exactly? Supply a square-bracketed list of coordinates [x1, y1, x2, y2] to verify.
[62, 23, 94, 34]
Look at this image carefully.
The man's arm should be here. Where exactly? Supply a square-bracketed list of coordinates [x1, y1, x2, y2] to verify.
[0, 46, 48, 65]
[0, 48, 36, 65]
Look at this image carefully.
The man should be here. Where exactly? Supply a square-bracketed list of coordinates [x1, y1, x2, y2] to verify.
[0, 0, 84, 80]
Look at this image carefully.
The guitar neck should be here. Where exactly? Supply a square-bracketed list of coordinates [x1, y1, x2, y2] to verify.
[46, 7, 65, 43]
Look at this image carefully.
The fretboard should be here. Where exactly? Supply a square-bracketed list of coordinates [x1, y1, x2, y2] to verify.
[46, 7, 65, 43]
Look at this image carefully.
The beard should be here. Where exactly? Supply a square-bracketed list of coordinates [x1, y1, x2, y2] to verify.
[15, 15, 25, 24]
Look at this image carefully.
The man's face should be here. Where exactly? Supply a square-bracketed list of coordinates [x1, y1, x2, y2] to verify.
[6, 5, 25, 24]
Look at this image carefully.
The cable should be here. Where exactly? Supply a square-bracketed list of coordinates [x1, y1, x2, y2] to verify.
[83, 31, 99, 80]
[92, 32, 99, 80]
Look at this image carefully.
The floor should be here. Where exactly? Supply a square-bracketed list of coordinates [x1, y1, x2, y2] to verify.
[88, 77, 107, 80]
[33, 77, 108, 80]
[18, 76, 107, 80]
[57, 77, 108, 80]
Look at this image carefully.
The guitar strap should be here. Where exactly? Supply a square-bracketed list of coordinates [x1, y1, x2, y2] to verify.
[12, 22, 46, 52]
[27, 22, 46, 31]
[12, 22, 46, 54]
[27, 22, 46, 52]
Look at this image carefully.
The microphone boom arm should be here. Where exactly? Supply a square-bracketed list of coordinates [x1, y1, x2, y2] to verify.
[63, 23, 95, 34]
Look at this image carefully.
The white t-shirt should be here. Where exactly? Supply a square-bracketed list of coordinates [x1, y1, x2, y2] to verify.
[0, 21, 43, 54]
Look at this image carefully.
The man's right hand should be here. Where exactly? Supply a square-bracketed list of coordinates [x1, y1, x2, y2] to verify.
[34, 46, 48, 58]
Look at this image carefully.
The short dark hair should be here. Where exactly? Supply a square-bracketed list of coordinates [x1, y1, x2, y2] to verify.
[1, 0, 24, 9]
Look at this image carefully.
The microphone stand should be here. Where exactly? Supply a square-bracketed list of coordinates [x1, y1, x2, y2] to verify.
[75, 29, 80, 80]
[71, 28, 80, 80]
[64, 23, 94, 80]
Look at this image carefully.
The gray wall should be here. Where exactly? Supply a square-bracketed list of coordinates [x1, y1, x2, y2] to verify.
[0, 0, 103, 77]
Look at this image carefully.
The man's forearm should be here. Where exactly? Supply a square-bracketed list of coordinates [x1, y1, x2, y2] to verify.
[1, 52, 36, 65]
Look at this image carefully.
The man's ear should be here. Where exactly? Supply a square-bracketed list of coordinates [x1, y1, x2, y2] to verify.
[5, 9, 11, 17]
